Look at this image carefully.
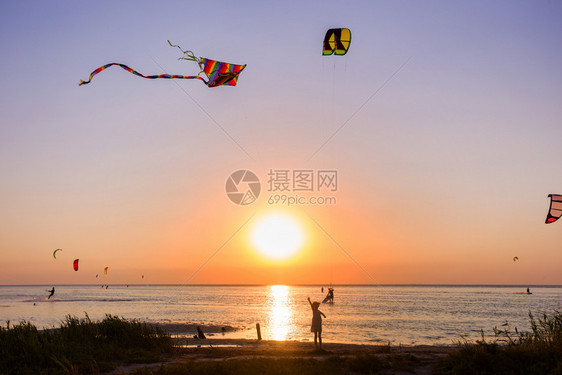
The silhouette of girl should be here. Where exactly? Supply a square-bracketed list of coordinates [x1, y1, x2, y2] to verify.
[307, 297, 326, 350]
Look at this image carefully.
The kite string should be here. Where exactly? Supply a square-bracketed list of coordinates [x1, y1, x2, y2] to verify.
[308, 56, 412, 160]
[144, 213, 256, 322]
[182, 213, 256, 284]
[149, 56, 253, 160]
[302, 209, 474, 341]
[302, 208, 409, 311]
[332, 59, 336, 129]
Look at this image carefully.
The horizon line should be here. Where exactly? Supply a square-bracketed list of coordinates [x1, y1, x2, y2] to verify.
[1, 283, 560, 287]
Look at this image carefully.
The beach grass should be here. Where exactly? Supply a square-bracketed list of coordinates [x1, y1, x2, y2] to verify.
[0, 314, 173, 374]
[435, 310, 562, 375]
[3, 311, 560, 375]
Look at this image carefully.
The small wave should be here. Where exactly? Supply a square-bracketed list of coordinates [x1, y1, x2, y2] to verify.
[149, 321, 243, 336]
[177, 344, 241, 348]
[23, 298, 135, 303]
[23, 298, 58, 302]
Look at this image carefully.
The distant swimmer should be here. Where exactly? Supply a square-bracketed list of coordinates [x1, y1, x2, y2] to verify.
[47, 287, 55, 299]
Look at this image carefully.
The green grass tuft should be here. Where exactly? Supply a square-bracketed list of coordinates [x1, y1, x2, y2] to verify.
[435, 310, 562, 375]
[0, 314, 173, 375]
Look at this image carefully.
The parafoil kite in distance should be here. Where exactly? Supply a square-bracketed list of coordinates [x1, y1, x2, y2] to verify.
[546, 194, 562, 224]
[513, 256, 519, 262]
[73, 259, 79, 271]
[53, 249, 62, 259]
[323, 28, 352, 56]
[79, 41, 246, 88]
[104, 267, 108, 275]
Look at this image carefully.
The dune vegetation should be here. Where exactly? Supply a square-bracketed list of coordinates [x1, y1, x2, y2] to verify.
[436, 310, 562, 375]
[0, 314, 173, 374]
[2, 310, 560, 374]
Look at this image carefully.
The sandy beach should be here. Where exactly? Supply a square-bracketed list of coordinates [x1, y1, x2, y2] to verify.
[112, 337, 457, 374]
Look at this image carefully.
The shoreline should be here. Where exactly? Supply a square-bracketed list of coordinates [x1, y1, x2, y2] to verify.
[154, 321, 466, 347]
[31, 320, 466, 347]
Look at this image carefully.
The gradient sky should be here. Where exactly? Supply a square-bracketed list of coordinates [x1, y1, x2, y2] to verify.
[1, 1, 561, 285]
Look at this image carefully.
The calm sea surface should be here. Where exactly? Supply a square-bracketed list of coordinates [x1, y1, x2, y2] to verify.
[1, 285, 560, 346]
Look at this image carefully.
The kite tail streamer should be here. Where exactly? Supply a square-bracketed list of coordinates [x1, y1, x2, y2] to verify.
[78, 63, 207, 86]
[168, 40, 204, 72]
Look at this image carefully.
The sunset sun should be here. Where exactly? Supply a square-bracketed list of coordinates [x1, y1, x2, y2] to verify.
[251, 213, 304, 259]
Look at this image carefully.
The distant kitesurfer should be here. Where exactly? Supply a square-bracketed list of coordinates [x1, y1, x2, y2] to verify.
[47, 287, 55, 299]
[308, 297, 326, 351]
[328, 287, 334, 303]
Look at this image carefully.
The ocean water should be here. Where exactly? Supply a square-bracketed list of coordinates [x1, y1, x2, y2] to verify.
[0, 285, 560, 346]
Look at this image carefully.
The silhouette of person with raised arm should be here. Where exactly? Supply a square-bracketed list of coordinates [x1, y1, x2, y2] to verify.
[47, 287, 55, 299]
[308, 297, 326, 351]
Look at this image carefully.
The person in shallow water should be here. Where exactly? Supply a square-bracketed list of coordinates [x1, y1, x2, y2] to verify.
[47, 287, 55, 299]
[328, 287, 334, 303]
[308, 297, 326, 350]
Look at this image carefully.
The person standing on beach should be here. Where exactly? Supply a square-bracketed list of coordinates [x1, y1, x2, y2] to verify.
[308, 297, 326, 350]
[47, 287, 55, 299]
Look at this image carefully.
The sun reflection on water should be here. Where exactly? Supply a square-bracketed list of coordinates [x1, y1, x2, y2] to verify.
[267, 285, 293, 341]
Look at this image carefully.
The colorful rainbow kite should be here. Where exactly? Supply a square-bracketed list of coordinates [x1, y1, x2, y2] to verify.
[79, 41, 246, 88]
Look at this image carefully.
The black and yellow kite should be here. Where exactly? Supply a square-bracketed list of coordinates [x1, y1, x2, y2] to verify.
[323, 28, 352, 56]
